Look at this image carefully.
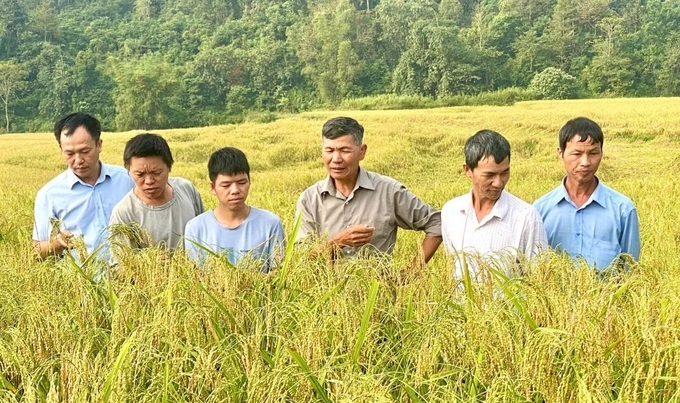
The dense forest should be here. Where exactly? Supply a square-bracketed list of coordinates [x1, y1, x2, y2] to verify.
[0, 0, 679, 132]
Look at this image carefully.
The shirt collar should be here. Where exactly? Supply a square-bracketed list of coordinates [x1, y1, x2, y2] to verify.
[321, 167, 375, 197]
[459, 190, 508, 220]
[66, 161, 109, 188]
[557, 176, 607, 208]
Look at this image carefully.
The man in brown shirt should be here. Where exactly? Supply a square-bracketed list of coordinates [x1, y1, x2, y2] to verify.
[295, 116, 442, 263]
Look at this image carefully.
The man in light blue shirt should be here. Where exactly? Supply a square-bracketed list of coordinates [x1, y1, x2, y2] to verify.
[32, 113, 134, 261]
[534, 117, 640, 270]
[184, 147, 285, 272]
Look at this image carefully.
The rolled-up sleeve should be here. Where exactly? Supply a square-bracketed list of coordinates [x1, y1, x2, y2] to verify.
[392, 183, 441, 237]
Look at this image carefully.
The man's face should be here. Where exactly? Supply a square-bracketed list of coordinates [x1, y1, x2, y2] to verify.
[465, 155, 510, 203]
[559, 136, 602, 185]
[322, 134, 366, 183]
[60, 126, 102, 184]
[128, 156, 171, 203]
[210, 172, 250, 211]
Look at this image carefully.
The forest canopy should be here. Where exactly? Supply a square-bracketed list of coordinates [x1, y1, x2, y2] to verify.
[1, 0, 678, 132]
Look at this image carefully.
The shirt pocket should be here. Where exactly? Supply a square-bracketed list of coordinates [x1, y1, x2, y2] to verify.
[589, 238, 622, 269]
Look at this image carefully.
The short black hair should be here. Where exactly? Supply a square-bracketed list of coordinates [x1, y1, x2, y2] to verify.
[208, 147, 250, 182]
[559, 117, 604, 152]
[54, 112, 101, 144]
[464, 130, 511, 169]
[322, 117, 364, 145]
[123, 133, 174, 170]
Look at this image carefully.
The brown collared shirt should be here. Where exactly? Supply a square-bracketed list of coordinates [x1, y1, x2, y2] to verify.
[295, 168, 441, 257]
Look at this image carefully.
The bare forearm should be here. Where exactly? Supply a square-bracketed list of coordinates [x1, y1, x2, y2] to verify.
[421, 235, 442, 263]
[33, 240, 62, 260]
[33, 232, 71, 261]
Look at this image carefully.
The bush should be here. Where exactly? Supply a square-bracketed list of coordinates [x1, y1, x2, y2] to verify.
[339, 88, 536, 111]
[528, 67, 579, 100]
[339, 94, 441, 110]
[441, 87, 536, 106]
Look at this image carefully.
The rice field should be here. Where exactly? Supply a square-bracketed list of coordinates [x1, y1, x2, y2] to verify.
[0, 98, 679, 401]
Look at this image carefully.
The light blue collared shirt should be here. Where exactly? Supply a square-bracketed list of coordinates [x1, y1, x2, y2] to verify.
[533, 178, 640, 270]
[33, 162, 134, 259]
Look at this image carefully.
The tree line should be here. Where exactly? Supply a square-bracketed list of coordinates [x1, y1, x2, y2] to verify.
[1, 0, 679, 133]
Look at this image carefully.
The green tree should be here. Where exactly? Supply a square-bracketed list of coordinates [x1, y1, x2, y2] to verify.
[655, 32, 680, 96]
[290, 0, 365, 105]
[0, 0, 27, 56]
[460, 3, 512, 90]
[29, 1, 59, 42]
[0, 60, 27, 133]
[109, 54, 183, 130]
[528, 66, 578, 99]
[70, 49, 116, 128]
[581, 16, 635, 95]
[543, 0, 610, 72]
[375, 0, 438, 68]
[508, 25, 555, 86]
[501, 0, 556, 24]
[393, 21, 480, 96]
[31, 43, 74, 119]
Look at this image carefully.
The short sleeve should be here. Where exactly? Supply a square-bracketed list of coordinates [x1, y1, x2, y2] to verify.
[294, 191, 318, 243]
[620, 206, 640, 261]
[523, 207, 549, 258]
[263, 218, 286, 272]
[183, 218, 202, 262]
[192, 185, 204, 216]
[392, 182, 441, 237]
[33, 189, 54, 242]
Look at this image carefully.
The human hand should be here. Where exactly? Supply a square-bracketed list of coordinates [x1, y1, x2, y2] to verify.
[51, 230, 74, 254]
[333, 224, 375, 248]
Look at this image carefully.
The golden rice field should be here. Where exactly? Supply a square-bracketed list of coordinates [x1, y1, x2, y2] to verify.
[1, 98, 680, 402]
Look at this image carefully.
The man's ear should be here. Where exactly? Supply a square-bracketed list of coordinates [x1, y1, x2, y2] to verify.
[359, 143, 367, 160]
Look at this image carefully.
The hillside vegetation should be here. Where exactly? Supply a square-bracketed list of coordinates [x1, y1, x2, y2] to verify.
[0, 99, 679, 401]
[2, 0, 680, 133]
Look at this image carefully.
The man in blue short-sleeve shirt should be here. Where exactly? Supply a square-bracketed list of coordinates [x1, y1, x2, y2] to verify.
[32, 113, 133, 260]
[534, 117, 640, 270]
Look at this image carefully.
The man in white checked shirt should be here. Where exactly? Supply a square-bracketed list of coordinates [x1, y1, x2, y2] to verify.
[441, 130, 548, 280]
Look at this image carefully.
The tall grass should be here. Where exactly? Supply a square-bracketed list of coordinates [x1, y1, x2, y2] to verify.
[1, 98, 680, 401]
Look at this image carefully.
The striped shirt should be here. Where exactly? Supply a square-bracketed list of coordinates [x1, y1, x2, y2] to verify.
[441, 190, 547, 279]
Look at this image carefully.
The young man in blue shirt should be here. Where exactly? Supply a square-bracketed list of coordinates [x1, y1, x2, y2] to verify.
[184, 147, 285, 272]
[534, 117, 640, 270]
